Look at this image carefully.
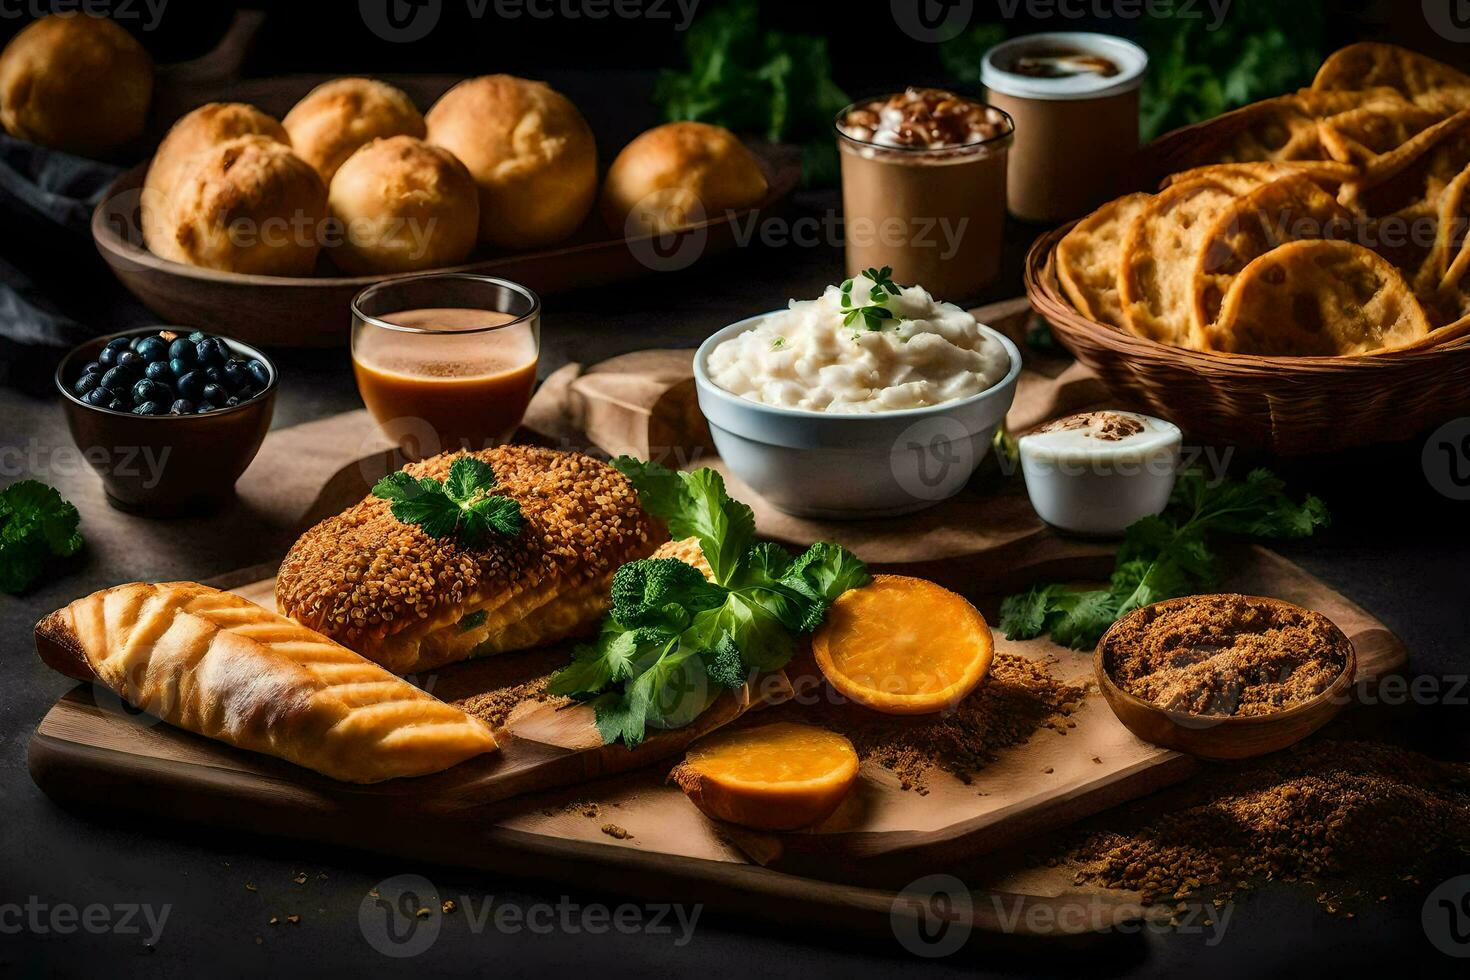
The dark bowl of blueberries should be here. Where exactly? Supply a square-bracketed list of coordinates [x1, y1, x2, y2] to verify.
[55, 328, 278, 515]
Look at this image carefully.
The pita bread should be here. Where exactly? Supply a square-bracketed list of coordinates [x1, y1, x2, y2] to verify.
[1194, 175, 1356, 334]
[1319, 101, 1451, 167]
[1056, 193, 1151, 328]
[1313, 43, 1470, 97]
[1118, 177, 1260, 348]
[1210, 239, 1431, 356]
[1161, 160, 1359, 191]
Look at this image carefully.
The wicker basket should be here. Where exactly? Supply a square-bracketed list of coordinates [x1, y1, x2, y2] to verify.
[1024, 225, 1470, 454]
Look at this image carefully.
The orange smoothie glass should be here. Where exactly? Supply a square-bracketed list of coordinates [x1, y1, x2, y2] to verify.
[351, 274, 541, 459]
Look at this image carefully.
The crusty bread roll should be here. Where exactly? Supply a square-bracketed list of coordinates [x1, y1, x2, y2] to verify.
[0, 13, 152, 156]
[142, 103, 289, 258]
[283, 77, 425, 184]
[152, 135, 327, 276]
[328, 135, 479, 274]
[426, 75, 597, 248]
[277, 446, 663, 675]
[35, 582, 498, 783]
[601, 121, 768, 234]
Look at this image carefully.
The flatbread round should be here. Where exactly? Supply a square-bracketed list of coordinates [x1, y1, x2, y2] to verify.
[1118, 176, 1261, 348]
[1210, 239, 1431, 356]
[1313, 42, 1470, 97]
[1161, 160, 1358, 191]
[1318, 100, 1450, 167]
[1194, 174, 1355, 334]
[1056, 193, 1151, 328]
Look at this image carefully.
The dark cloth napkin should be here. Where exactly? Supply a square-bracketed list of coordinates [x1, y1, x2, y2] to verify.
[0, 135, 153, 393]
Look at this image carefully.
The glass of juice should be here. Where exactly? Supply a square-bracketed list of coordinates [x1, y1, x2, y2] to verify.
[351, 273, 541, 459]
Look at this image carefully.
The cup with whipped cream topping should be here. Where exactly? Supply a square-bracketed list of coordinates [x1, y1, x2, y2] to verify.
[982, 32, 1147, 223]
[1018, 410, 1181, 536]
[695, 274, 1021, 519]
[835, 89, 1014, 305]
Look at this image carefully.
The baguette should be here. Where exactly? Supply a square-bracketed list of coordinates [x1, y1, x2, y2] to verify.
[35, 582, 498, 783]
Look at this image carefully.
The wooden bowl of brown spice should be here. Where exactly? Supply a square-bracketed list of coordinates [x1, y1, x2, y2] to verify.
[1093, 594, 1356, 760]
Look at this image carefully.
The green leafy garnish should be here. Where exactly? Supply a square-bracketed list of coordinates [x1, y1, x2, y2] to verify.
[840, 267, 904, 332]
[652, 0, 849, 186]
[0, 480, 83, 594]
[372, 456, 522, 549]
[548, 459, 870, 747]
[999, 468, 1329, 650]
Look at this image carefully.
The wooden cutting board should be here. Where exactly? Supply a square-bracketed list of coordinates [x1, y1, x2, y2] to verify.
[23, 298, 1409, 932]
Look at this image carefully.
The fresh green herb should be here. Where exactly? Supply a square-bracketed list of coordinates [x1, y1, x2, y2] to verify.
[547, 459, 870, 747]
[372, 456, 522, 549]
[840, 267, 904, 332]
[458, 609, 489, 633]
[0, 480, 83, 594]
[652, 0, 849, 186]
[999, 468, 1329, 650]
[769, 336, 786, 350]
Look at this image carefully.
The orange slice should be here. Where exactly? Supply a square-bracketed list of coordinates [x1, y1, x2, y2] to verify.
[671, 722, 858, 831]
[812, 574, 994, 715]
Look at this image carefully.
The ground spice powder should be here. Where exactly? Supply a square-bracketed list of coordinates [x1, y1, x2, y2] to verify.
[770, 653, 1086, 793]
[454, 675, 556, 729]
[1103, 594, 1349, 717]
[1055, 740, 1470, 907]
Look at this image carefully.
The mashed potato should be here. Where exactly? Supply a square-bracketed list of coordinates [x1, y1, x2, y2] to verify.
[707, 275, 1010, 413]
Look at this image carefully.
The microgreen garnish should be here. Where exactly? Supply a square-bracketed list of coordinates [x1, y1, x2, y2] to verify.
[840, 266, 903, 331]
[372, 456, 523, 549]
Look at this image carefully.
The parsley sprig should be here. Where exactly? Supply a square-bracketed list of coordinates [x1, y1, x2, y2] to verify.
[547, 459, 870, 747]
[840, 266, 903, 331]
[372, 456, 522, 549]
[999, 468, 1329, 650]
[0, 480, 83, 594]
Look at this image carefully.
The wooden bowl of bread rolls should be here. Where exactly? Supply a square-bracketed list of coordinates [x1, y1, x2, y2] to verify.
[90, 73, 800, 347]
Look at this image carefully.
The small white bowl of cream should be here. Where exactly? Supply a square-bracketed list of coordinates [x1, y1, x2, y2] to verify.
[1018, 411, 1181, 536]
[695, 273, 1020, 519]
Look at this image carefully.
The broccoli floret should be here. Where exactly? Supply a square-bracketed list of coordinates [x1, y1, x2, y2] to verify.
[610, 558, 724, 628]
[705, 635, 748, 690]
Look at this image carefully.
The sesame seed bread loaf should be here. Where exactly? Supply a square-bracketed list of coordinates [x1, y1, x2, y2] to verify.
[276, 446, 665, 675]
[34, 582, 497, 783]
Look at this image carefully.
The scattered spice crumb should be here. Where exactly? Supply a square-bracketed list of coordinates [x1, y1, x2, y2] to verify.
[442, 900, 457, 914]
[245, 883, 256, 892]
[286, 915, 300, 925]
[1048, 740, 1470, 910]
[601, 823, 633, 840]
[415, 908, 432, 918]
[268, 916, 279, 926]
[1091, 756, 1102, 764]
[455, 676, 558, 729]
[1042, 766, 1054, 774]
[292, 874, 307, 885]
[767, 653, 1086, 792]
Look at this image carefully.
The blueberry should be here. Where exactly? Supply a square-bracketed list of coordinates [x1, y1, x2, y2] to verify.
[223, 359, 250, 389]
[115, 350, 145, 375]
[104, 336, 132, 352]
[204, 366, 225, 386]
[81, 387, 112, 407]
[108, 398, 127, 412]
[145, 360, 174, 384]
[132, 379, 169, 405]
[196, 338, 227, 366]
[80, 360, 101, 376]
[196, 401, 217, 413]
[169, 399, 194, 415]
[129, 335, 145, 350]
[202, 383, 227, 404]
[235, 386, 256, 402]
[73, 372, 102, 397]
[99, 366, 132, 392]
[176, 370, 205, 401]
[225, 396, 240, 407]
[167, 357, 191, 378]
[132, 401, 163, 416]
[188, 330, 207, 343]
[245, 359, 270, 388]
[136, 337, 169, 363]
[98, 346, 119, 368]
[167, 338, 194, 362]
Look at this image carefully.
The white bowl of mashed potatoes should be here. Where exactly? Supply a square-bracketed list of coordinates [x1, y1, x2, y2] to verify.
[695, 275, 1021, 519]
